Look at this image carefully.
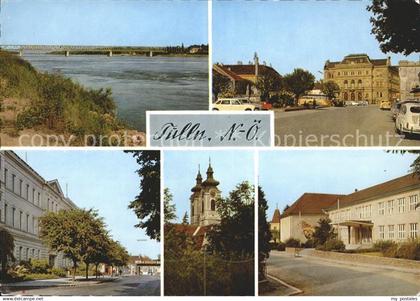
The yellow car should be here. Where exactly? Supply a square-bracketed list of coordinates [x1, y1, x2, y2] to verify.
[380, 100, 392, 110]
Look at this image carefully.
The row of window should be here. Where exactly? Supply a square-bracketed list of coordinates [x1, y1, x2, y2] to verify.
[378, 195, 418, 215]
[15, 245, 41, 262]
[326, 70, 371, 78]
[1, 201, 38, 235]
[378, 223, 418, 240]
[331, 194, 419, 223]
[2, 168, 62, 212]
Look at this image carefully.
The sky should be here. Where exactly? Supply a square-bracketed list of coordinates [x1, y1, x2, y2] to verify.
[164, 150, 255, 222]
[259, 150, 418, 220]
[0, 0, 207, 46]
[213, 1, 420, 79]
[14, 150, 160, 259]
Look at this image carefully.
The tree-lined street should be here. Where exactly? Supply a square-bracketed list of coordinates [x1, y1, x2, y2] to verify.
[276, 105, 420, 147]
[266, 251, 420, 296]
[5, 275, 160, 296]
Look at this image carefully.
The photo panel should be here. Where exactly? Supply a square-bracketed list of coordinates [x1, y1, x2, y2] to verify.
[163, 149, 256, 296]
[258, 149, 420, 296]
[212, 1, 420, 147]
[0, 150, 161, 296]
[0, 0, 208, 147]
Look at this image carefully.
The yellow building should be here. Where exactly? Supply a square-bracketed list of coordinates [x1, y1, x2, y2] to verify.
[324, 54, 400, 104]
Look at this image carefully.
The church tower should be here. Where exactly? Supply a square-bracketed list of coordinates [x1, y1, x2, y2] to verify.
[190, 159, 221, 226]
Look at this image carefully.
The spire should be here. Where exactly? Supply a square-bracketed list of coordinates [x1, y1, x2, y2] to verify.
[196, 164, 202, 183]
[203, 158, 219, 187]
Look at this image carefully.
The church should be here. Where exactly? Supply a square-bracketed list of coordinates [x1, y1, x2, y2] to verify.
[190, 160, 221, 226]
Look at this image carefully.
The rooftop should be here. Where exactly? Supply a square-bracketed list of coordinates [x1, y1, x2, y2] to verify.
[282, 193, 344, 218]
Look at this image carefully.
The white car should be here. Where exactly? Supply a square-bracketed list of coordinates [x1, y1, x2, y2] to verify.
[212, 98, 258, 111]
[395, 103, 420, 135]
[345, 100, 359, 107]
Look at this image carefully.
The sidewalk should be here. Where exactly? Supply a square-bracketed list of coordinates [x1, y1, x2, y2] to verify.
[1, 275, 119, 292]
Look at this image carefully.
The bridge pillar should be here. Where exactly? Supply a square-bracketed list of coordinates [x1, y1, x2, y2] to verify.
[149, 51, 153, 57]
[65, 50, 70, 57]
[108, 50, 113, 57]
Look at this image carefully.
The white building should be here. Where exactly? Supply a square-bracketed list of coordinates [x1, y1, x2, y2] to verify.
[0, 151, 77, 268]
[327, 173, 420, 249]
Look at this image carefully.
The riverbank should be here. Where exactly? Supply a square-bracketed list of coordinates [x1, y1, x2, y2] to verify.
[49, 50, 208, 57]
[0, 50, 145, 146]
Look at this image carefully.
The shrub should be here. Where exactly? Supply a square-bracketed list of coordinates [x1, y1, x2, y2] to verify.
[285, 238, 301, 248]
[383, 243, 399, 258]
[373, 240, 396, 253]
[395, 240, 420, 260]
[269, 242, 285, 251]
[50, 267, 66, 277]
[323, 239, 345, 251]
[30, 259, 50, 274]
[303, 239, 315, 248]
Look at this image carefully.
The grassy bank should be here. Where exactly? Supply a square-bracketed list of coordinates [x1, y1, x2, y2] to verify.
[0, 50, 132, 146]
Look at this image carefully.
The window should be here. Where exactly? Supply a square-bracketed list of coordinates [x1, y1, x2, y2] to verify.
[387, 200, 394, 214]
[378, 202, 385, 215]
[3, 169, 8, 187]
[4, 204, 7, 225]
[37, 192, 41, 206]
[388, 225, 395, 239]
[32, 188, 35, 203]
[409, 195, 418, 211]
[379, 225, 385, 239]
[19, 179, 22, 196]
[32, 217, 35, 234]
[409, 223, 418, 239]
[18, 246, 22, 261]
[26, 214, 29, 232]
[398, 224, 405, 239]
[19, 211, 23, 230]
[398, 198, 405, 213]
[12, 208, 15, 227]
[26, 184, 29, 200]
[201, 201, 204, 213]
[211, 199, 216, 211]
[12, 174, 16, 192]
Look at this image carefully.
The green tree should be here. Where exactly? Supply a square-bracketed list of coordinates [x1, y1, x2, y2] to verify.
[367, 0, 420, 55]
[212, 71, 232, 100]
[207, 181, 255, 259]
[181, 211, 189, 225]
[0, 227, 15, 282]
[107, 240, 129, 276]
[258, 186, 271, 281]
[283, 68, 315, 105]
[164, 188, 177, 224]
[321, 80, 340, 101]
[256, 73, 282, 101]
[39, 208, 106, 281]
[126, 151, 161, 241]
[313, 217, 335, 247]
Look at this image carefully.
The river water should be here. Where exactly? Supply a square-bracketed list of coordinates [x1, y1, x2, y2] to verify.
[23, 53, 209, 131]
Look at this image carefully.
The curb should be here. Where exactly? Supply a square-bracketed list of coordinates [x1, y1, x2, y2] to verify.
[266, 274, 303, 296]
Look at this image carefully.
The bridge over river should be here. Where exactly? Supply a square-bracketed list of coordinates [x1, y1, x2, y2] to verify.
[0, 45, 168, 57]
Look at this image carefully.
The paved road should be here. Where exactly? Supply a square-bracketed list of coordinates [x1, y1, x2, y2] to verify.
[275, 105, 420, 146]
[9, 275, 160, 296]
[267, 251, 420, 296]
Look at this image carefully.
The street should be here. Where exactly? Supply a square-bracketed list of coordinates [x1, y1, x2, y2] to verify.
[275, 105, 420, 146]
[266, 251, 420, 296]
[7, 275, 160, 296]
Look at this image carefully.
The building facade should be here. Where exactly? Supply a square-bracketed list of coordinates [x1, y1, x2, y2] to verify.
[324, 54, 400, 104]
[327, 173, 420, 249]
[190, 161, 221, 226]
[399, 60, 420, 100]
[0, 151, 77, 268]
[280, 193, 344, 243]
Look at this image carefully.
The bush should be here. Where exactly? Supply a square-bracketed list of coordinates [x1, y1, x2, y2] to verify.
[285, 238, 301, 248]
[323, 239, 345, 251]
[269, 242, 286, 251]
[373, 240, 396, 253]
[50, 267, 66, 277]
[29, 259, 50, 274]
[395, 240, 420, 260]
[303, 239, 315, 248]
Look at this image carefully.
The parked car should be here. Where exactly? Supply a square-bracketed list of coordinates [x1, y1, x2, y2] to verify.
[395, 103, 420, 136]
[358, 100, 368, 106]
[380, 100, 392, 110]
[212, 98, 258, 111]
[345, 100, 359, 107]
[392, 100, 420, 120]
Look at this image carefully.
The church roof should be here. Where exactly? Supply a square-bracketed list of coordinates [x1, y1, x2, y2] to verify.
[271, 208, 281, 223]
[165, 224, 214, 249]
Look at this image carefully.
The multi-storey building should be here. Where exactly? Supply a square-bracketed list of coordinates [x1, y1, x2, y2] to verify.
[324, 54, 400, 104]
[327, 173, 420, 249]
[0, 151, 77, 268]
[190, 161, 221, 226]
[399, 60, 420, 100]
